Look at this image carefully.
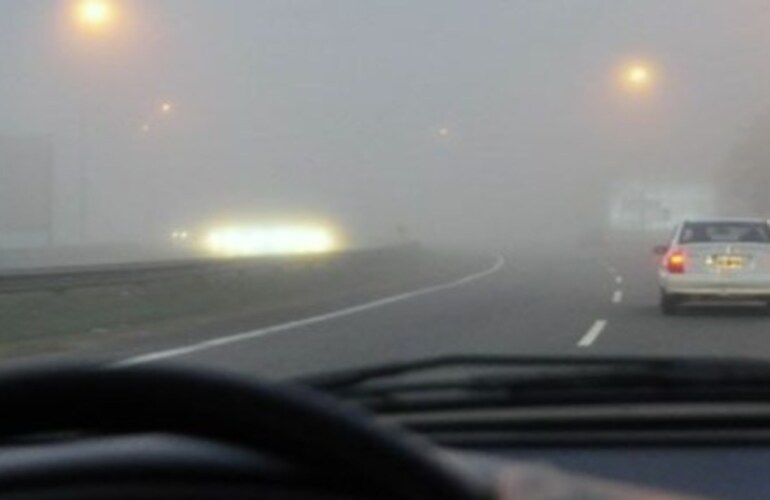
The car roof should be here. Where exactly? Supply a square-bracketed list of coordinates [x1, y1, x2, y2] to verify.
[681, 217, 769, 225]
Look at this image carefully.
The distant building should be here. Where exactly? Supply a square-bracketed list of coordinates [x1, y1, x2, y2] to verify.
[609, 181, 715, 232]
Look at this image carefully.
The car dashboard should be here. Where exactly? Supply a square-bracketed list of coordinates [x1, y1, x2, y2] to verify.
[1, 425, 767, 500]
[392, 402, 770, 499]
[0, 363, 767, 500]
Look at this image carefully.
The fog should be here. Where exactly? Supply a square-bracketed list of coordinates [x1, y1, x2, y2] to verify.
[2, 1, 770, 260]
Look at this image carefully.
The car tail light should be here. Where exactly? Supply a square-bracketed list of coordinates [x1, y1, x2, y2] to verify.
[666, 249, 686, 274]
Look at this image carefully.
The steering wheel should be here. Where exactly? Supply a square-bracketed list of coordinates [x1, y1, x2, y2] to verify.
[0, 364, 483, 500]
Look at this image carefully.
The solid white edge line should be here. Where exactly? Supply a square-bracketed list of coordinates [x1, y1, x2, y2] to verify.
[112, 254, 506, 367]
[578, 319, 607, 347]
[612, 290, 623, 304]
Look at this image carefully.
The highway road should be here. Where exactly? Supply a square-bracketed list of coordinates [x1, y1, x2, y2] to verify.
[106, 247, 770, 379]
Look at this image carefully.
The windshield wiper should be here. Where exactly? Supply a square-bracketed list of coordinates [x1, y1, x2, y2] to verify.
[297, 354, 770, 412]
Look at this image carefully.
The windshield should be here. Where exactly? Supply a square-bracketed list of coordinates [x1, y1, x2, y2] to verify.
[2, 0, 770, 379]
[680, 222, 770, 244]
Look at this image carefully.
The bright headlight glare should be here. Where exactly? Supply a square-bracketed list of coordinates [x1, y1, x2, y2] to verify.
[204, 225, 338, 256]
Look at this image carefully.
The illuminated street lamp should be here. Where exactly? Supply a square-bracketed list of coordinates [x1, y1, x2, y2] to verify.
[72, 0, 118, 242]
[139, 100, 176, 239]
[620, 62, 655, 92]
[627, 66, 650, 85]
[76, 0, 113, 31]
[139, 100, 175, 134]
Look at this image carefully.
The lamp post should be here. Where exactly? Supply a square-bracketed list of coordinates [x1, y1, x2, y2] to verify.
[73, 0, 115, 242]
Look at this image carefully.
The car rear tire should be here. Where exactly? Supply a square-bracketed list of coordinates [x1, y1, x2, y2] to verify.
[660, 291, 681, 315]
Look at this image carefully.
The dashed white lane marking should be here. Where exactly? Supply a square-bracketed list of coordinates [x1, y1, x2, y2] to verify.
[113, 254, 507, 367]
[578, 319, 608, 347]
[615, 276, 623, 285]
[612, 290, 623, 304]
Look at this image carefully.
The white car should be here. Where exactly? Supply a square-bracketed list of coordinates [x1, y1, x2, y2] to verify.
[657, 218, 770, 314]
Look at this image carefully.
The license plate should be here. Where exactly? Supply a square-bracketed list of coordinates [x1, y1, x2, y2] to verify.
[712, 255, 744, 270]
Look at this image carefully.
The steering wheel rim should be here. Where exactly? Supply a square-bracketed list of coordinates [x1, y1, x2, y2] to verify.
[0, 364, 483, 500]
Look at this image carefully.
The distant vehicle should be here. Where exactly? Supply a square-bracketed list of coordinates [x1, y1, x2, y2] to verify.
[656, 218, 770, 314]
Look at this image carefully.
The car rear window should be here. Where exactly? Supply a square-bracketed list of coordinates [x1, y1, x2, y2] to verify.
[679, 222, 770, 244]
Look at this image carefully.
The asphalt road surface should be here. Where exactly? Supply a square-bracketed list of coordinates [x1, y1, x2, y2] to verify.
[106, 247, 770, 379]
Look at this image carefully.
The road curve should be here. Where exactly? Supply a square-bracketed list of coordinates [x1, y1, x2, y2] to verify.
[99, 247, 770, 379]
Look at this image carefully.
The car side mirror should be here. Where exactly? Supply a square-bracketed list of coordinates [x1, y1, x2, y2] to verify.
[653, 245, 668, 256]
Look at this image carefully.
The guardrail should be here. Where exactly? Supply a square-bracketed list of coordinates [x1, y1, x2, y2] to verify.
[0, 245, 419, 294]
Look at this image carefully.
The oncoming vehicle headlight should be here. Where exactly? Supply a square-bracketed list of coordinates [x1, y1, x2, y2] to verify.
[204, 225, 339, 257]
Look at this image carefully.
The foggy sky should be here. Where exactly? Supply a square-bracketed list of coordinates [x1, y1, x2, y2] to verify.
[2, 0, 770, 247]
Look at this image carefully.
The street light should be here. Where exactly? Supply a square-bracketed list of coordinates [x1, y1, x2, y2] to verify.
[627, 66, 650, 85]
[139, 100, 175, 133]
[76, 0, 113, 31]
[620, 61, 656, 92]
[71, 0, 118, 243]
[139, 100, 176, 240]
